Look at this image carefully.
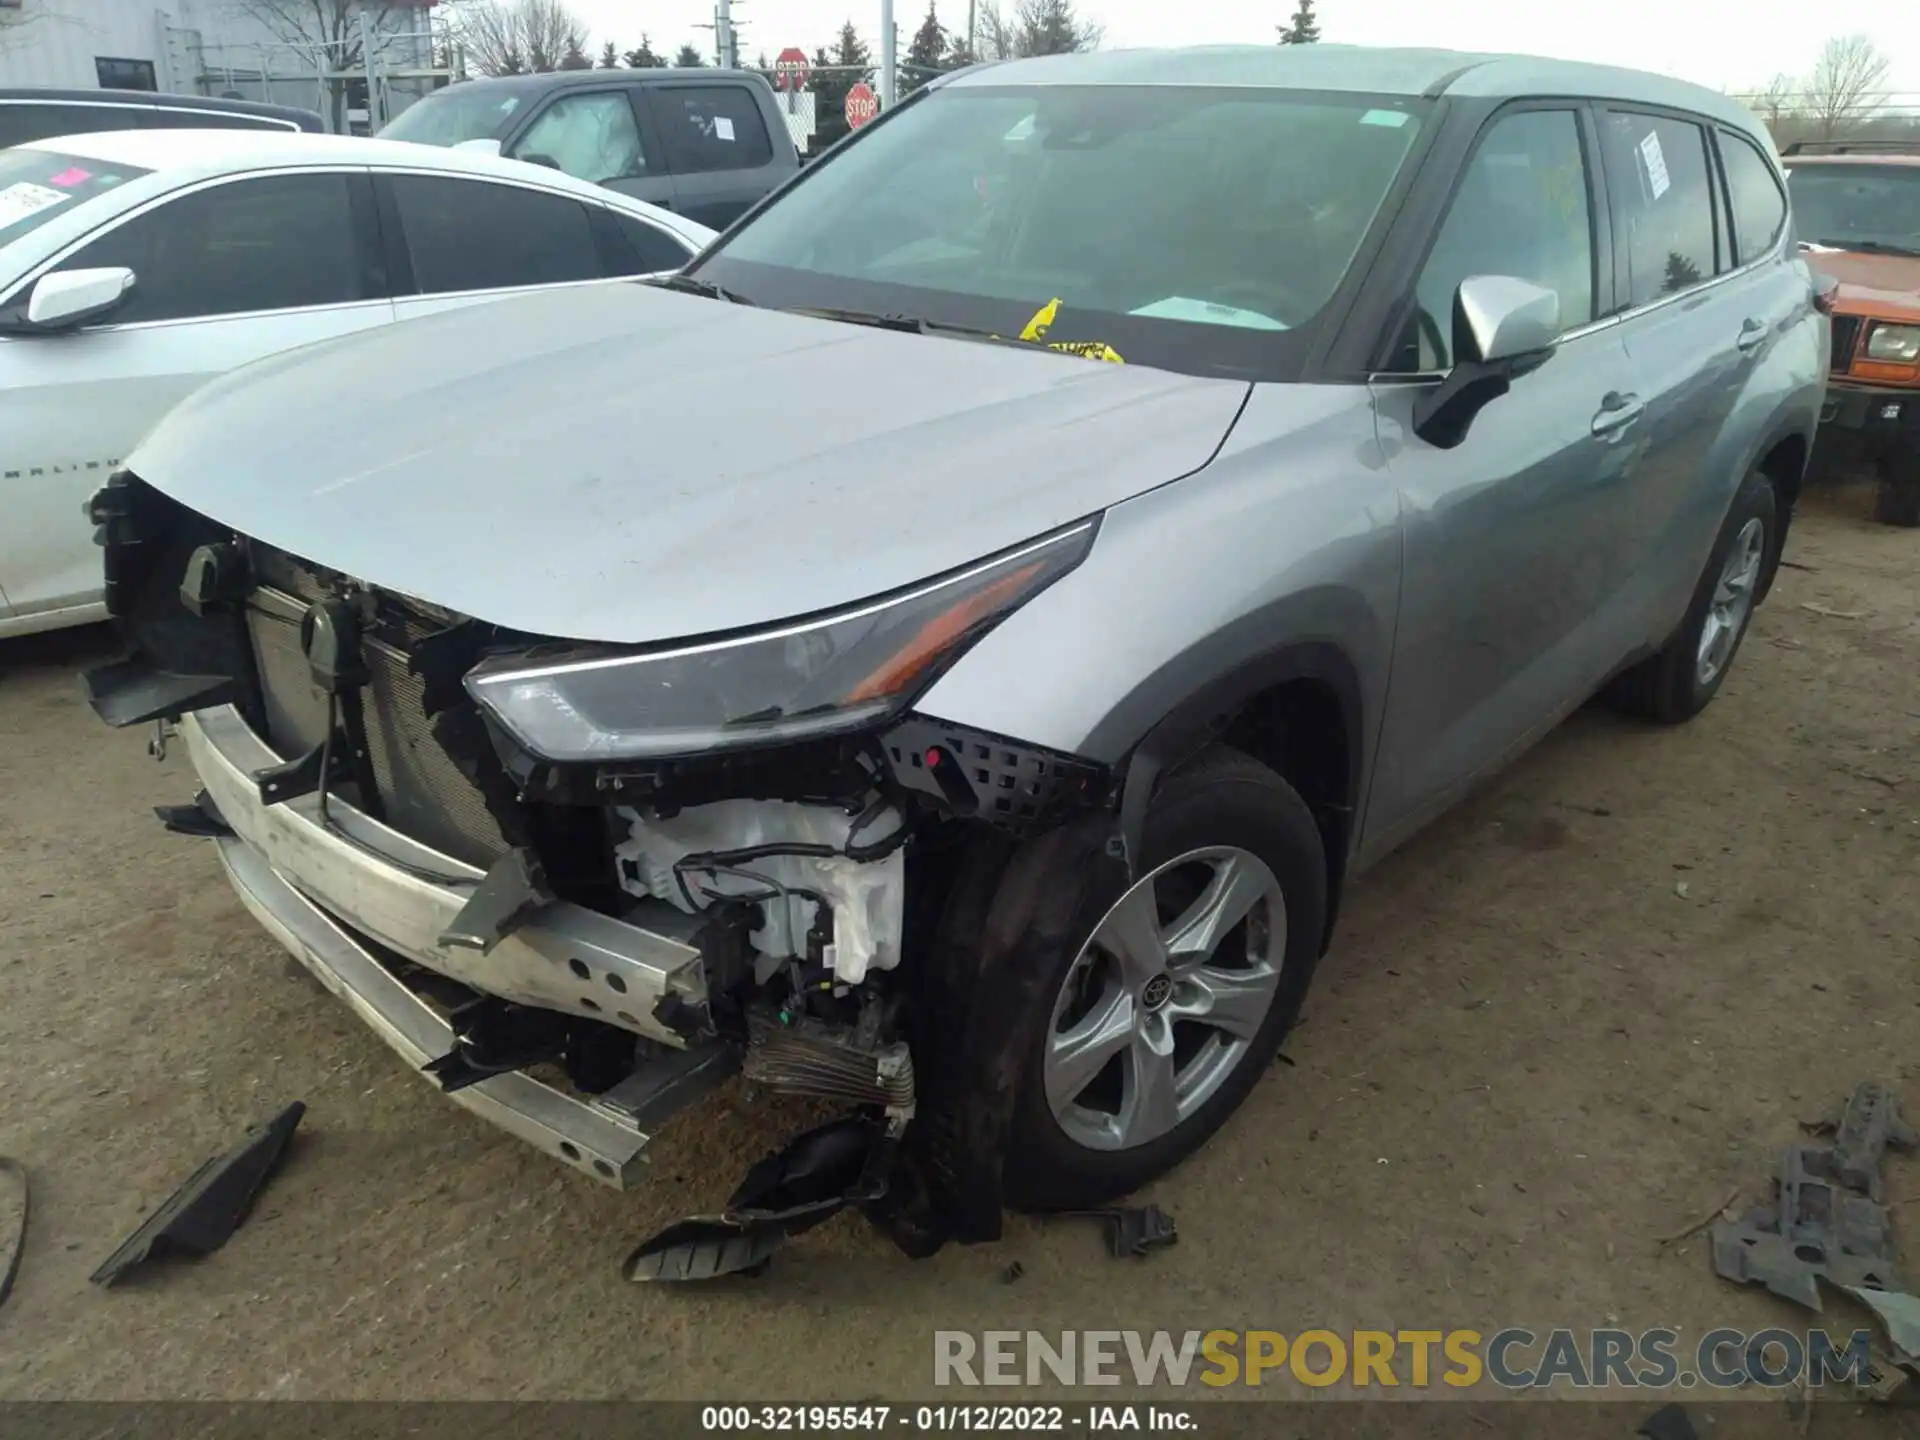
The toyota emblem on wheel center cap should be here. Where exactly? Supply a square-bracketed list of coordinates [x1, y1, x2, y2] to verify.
[1140, 974, 1174, 1011]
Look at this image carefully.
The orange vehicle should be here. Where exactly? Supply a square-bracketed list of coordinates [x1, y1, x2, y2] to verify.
[1783, 140, 1920, 526]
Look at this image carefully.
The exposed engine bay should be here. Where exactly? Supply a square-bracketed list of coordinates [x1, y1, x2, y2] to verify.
[84, 473, 1116, 1275]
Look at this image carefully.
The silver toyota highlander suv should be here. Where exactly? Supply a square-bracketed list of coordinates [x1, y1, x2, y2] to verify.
[85, 46, 1826, 1276]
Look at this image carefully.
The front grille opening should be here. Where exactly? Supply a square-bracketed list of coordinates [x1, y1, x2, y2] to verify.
[244, 582, 509, 869]
[1832, 315, 1863, 375]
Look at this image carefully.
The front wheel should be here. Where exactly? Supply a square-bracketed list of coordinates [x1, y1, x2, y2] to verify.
[1609, 468, 1776, 724]
[1874, 447, 1920, 528]
[999, 748, 1328, 1211]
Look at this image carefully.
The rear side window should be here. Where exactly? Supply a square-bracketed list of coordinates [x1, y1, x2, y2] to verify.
[651, 86, 774, 173]
[1599, 111, 1720, 307]
[1396, 108, 1594, 371]
[63, 173, 367, 323]
[1719, 130, 1787, 264]
[390, 175, 602, 294]
[0, 102, 148, 150]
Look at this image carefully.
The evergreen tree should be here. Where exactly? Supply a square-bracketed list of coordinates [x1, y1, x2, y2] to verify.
[1016, 0, 1097, 55]
[558, 37, 594, 69]
[902, 3, 947, 94]
[674, 43, 707, 67]
[1278, 0, 1321, 43]
[623, 36, 664, 67]
[598, 40, 619, 68]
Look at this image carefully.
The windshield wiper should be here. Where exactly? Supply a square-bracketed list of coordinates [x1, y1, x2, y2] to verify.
[1810, 238, 1920, 258]
[795, 306, 1032, 348]
[647, 273, 757, 305]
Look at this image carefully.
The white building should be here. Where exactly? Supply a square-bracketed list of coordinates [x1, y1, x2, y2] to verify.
[0, 0, 446, 131]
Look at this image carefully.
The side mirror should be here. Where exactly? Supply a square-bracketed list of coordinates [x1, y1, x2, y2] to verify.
[23, 267, 137, 332]
[1413, 275, 1560, 449]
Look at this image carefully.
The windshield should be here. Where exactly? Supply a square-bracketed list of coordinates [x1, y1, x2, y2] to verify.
[0, 148, 148, 251]
[1787, 163, 1920, 255]
[695, 85, 1426, 378]
[379, 85, 526, 147]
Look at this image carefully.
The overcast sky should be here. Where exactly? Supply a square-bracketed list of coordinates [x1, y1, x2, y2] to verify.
[571, 0, 1920, 100]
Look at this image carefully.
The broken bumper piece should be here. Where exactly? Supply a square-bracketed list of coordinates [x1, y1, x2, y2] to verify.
[184, 705, 726, 1189]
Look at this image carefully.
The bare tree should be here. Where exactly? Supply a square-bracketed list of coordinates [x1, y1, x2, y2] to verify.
[1804, 34, 1890, 139]
[1746, 73, 1800, 129]
[971, 0, 1099, 60]
[227, 0, 416, 127]
[451, 0, 590, 78]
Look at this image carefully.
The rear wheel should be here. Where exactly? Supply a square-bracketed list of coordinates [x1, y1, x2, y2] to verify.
[1609, 468, 1776, 724]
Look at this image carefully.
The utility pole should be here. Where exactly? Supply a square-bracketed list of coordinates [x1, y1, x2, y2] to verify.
[966, 0, 976, 60]
[880, 0, 896, 108]
[714, 0, 737, 69]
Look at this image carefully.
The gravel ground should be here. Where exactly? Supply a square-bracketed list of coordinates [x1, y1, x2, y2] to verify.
[0, 485, 1915, 1426]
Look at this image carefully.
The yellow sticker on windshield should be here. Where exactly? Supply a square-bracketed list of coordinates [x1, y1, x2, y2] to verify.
[999, 297, 1125, 363]
[1019, 297, 1062, 341]
[1047, 340, 1126, 364]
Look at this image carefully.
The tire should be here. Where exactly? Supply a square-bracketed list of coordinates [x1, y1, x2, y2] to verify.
[1609, 468, 1776, 725]
[984, 747, 1329, 1212]
[1874, 449, 1920, 528]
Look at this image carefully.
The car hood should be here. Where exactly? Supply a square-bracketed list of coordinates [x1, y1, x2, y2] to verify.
[129, 284, 1250, 645]
[1804, 248, 1920, 318]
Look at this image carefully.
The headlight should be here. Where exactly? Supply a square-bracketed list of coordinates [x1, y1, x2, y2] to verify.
[465, 522, 1097, 762]
[1866, 324, 1920, 363]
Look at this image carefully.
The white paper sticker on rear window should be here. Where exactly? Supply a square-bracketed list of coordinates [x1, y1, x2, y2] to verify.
[714, 116, 736, 142]
[0, 181, 73, 227]
[1639, 130, 1670, 201]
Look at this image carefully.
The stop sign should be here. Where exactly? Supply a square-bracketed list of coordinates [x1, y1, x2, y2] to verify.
[773, 46, 809, 92]
[845, 81, 879, 129]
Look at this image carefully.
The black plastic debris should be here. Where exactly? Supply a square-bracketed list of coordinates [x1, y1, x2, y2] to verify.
[1063, 1204, 1179, 1260]
[89, 1102, 304, 1287]
[625, 1115, 890, 1283]
[1635, 1401, 1699, 1440]
[1711, 1081, 1911, 1310]
[0, 1156, 27, 1313]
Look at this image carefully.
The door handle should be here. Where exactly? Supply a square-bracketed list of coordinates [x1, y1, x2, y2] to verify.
[1591, 391, 1644, 437]
[1737, 318, 1768, 352]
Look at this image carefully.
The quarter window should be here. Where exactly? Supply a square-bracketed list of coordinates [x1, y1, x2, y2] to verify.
[390, 175, 602, 294]
[1600, 112, 1720, 307]
[1398, 108, 1594, 371]
[651, 86, 774, 172]
[510, 92, 650, 185]
[596, 211, 695, 274]
[1719, 130, 1787, 264]
[62, 173, 366, 324]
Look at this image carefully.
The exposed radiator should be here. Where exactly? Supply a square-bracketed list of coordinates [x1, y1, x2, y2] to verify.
[244, 584, 508, 869]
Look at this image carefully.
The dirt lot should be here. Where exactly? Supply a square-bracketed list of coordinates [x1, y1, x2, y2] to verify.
[0, 486, 1915, 1420]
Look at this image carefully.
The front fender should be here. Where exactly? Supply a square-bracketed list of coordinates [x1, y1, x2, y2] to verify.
[917, 383, 1401, 860]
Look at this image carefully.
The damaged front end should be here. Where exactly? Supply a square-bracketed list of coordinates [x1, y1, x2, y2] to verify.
[85, 472, 1113, 1266]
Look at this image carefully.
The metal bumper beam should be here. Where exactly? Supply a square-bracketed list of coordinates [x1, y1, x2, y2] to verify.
[182, 706, 708, 1046]
[217, 838, 652, 1187]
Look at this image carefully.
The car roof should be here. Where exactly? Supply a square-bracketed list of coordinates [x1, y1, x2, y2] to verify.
[30, 128, 611, 191]
[429, 67, 770, 96]
[13, 129, 715, 245]
[0, 86, 320, 127]
[945, 44, 1762, 134]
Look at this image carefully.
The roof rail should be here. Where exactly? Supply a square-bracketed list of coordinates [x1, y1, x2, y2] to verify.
[1783, 139, 1920, 157]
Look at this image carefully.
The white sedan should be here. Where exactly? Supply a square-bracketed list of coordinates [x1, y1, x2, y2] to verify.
[0, 129, 714, 640]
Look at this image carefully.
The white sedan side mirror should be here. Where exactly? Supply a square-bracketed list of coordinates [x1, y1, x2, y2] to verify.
[25, 267, 137, 331]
